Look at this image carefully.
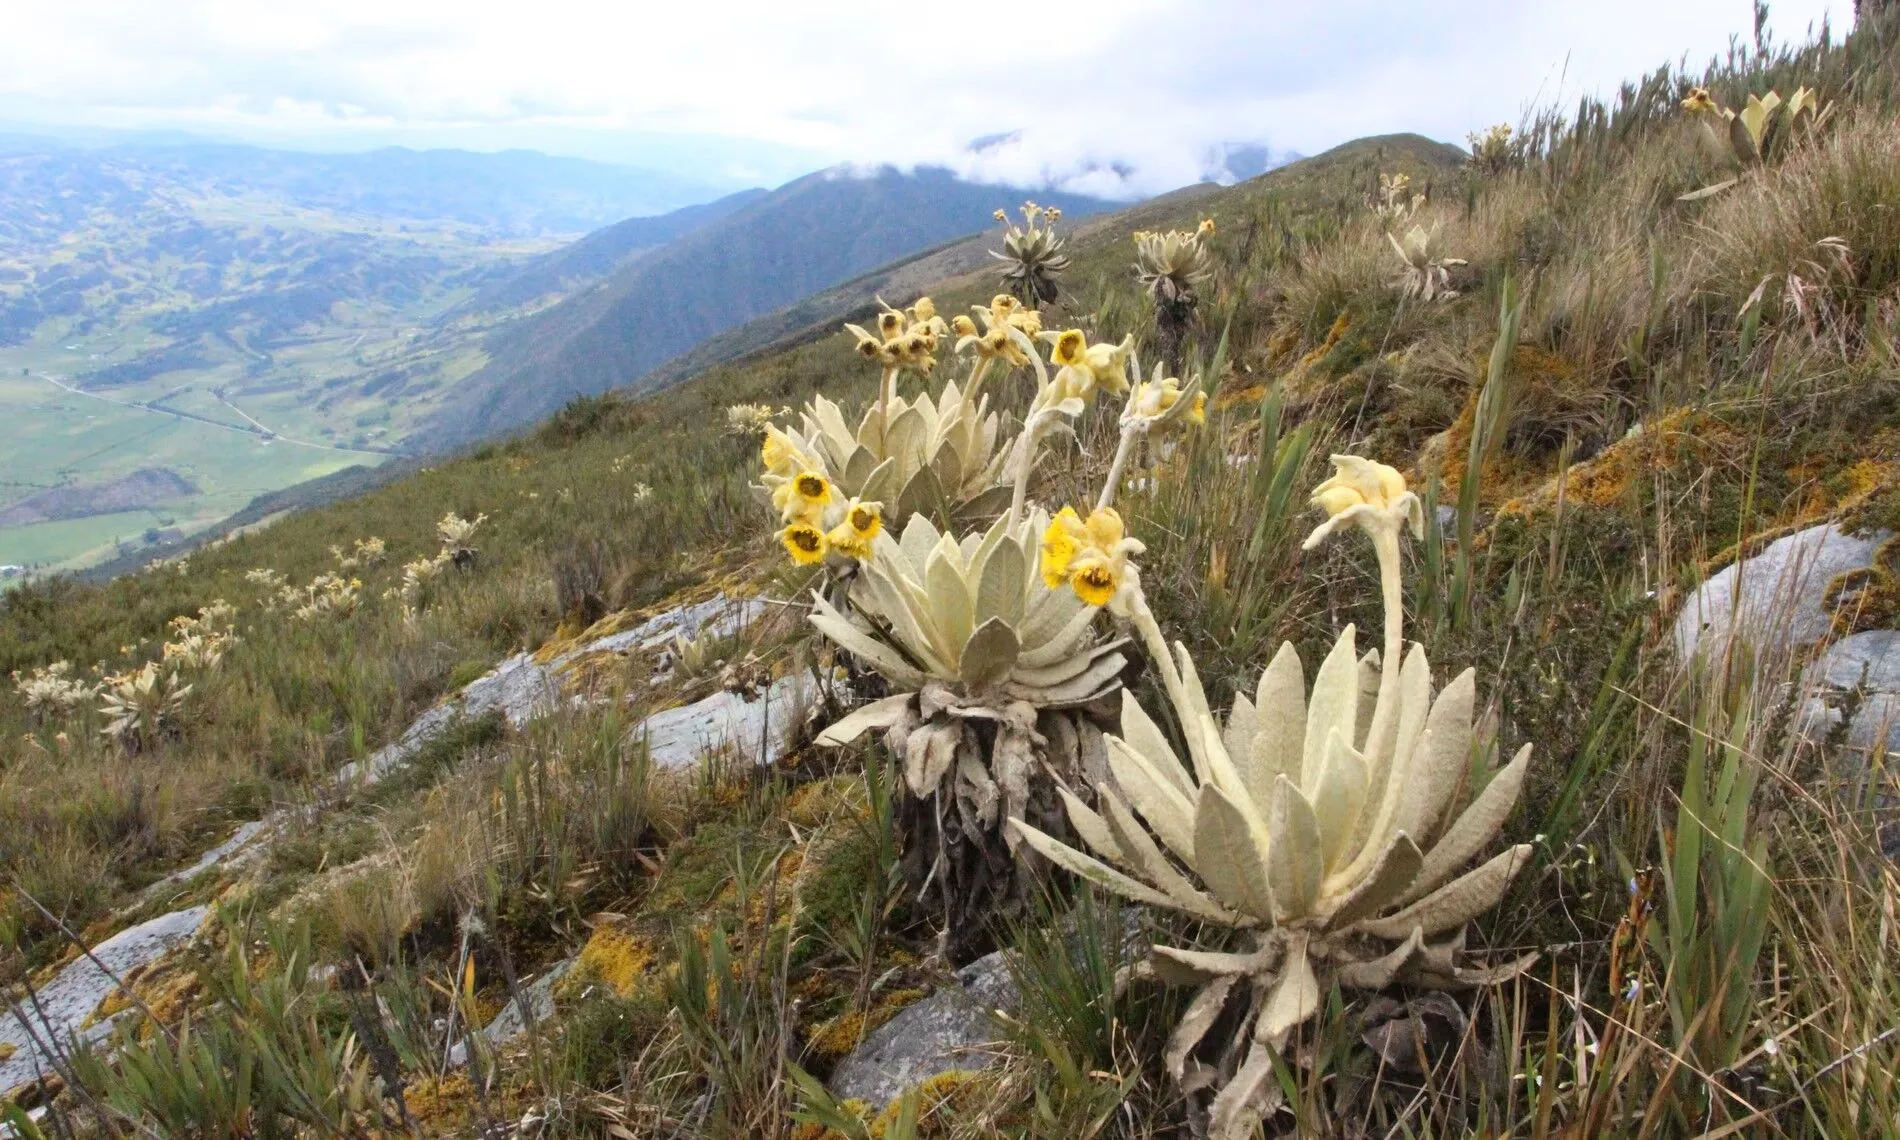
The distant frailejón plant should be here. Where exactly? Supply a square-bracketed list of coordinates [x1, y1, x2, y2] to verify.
[1133, 220, 1216, 371]
[991, 202, 1071, 308]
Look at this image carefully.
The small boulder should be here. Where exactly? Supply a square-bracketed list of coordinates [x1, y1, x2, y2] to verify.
[448, 960, 572, 1067]
[1674, 524, 1891, 662]
[827, 950, 1018, 1108]
[1797, 630, 1900, 761]
[633, 672, 812, 771]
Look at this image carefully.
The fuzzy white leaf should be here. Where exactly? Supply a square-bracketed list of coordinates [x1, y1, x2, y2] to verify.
[1008, 819, 1197, 915]
[1354, 844, 1531, 940]
[1117, 689, 1194, 799]
[1196, 784, 1277, 922]
[1302, 626, 1359, 790]
[1266, 775, 1323, 922]
[816, 693, 914, 747]
[1399, 743, 1532, 906]
[1107, 734, 1198, 863]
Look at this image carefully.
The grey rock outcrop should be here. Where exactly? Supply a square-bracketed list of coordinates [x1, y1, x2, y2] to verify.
[636, 672, 812, 771]
[1674, 524, 1891, 662]
[1798, 630, 1900, 761]
[448, 959, 572, 1067]
[0, 906, 209, 1094]
[827, 951, 1018, 1108]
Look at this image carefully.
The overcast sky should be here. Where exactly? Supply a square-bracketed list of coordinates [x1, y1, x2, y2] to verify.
[0, 0, 1852, 195]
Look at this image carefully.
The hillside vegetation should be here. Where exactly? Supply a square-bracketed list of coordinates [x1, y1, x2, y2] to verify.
[5, 16, 1900, 1139]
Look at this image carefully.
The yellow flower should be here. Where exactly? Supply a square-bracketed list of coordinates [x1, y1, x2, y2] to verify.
[1070, 560, 1120, 607]
[1303, 454, 1424, 549]
[993, 208, 1008, 222]
[826, 500, 880, 560]
[952, 314, 977, 338]
[1050, 329, 1087, 367]
[827, 524, 870, 560]
[761, 425, 804, 476]
[877, 310, 904, 341]
[1681, 86, 1719, 114]
[991, 294, 1020, 316]
[845, 323, 890, 362]
[774, 469, 833, 520]
[1080, 506, 1127, 551]
[783, 522, 829, 565]
[1039, 507, 1083, 587]
[1084, 337, 1134, 397]
[1008, 307, 1042, 336]
[909, 296, 936, 324]
[1048, 333, 1135, 402]
[1132, 376, 1184, 419]
[845, 499, 882, 542]
[1041, 506, 1141, 608]
[1198, 217, 1215, 236]
[1311, 455, 1406, 517]
[1188, 391, 1207, 426]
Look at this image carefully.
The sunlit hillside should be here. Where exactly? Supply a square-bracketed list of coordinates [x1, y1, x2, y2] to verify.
[3, 15, 1900, 1139]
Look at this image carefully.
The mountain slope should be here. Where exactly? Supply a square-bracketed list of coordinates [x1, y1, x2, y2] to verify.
[466, 188, 771, 312]
[415, 167, 1120, 448]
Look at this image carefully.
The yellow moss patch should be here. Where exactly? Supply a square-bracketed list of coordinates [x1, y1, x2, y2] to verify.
[1296, 311, 1353, 370]
[871, 1069, 995, 1138]
[1265, 326, 1300, 363]
[564, 922, 659, 999]
[784, 776, 867, 829]
[805, 988, 928, 1059]
[790, 1099, 874, 1140]
[0, 1042, 15, 1063]
[1212, 383, 1267, 412]
[404, 1071, 476, 1129]
[1498, 408, 1743, 521]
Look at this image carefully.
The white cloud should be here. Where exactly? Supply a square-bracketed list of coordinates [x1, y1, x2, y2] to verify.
[0, 0, 1854, 194]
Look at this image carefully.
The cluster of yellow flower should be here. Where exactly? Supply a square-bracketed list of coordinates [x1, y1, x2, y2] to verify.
[760, 435, 884, 565]
[845, 297, 948, 373]
[13, 660, 95, 722]
[160, 601, 238, 670]
[949, 294, 1041, 367]
[329, 537, 387, 571]
[1038, 507, 1145, 610]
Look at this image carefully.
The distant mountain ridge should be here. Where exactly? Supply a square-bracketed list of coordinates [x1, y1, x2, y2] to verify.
[417, 166, 1121, 448]
[0, 137, 727, 238]
[467, 188, 772, 312]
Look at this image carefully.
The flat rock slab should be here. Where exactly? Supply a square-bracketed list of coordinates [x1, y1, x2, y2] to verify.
[148, 821, 268, 897]
[1, 906, 208, 1094]
[828, 950, 1019, 1109]
[1799, 630, 1900, 760]
[579, 594, 759, 657]
[1674, 524, 1892, 662]
[337, 594, 766, 787]
[635, 673, 811, 771]
[448, 959, 572, 1067]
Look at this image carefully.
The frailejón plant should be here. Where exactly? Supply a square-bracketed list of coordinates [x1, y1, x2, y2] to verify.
[1011, 456, 1535, 1138]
